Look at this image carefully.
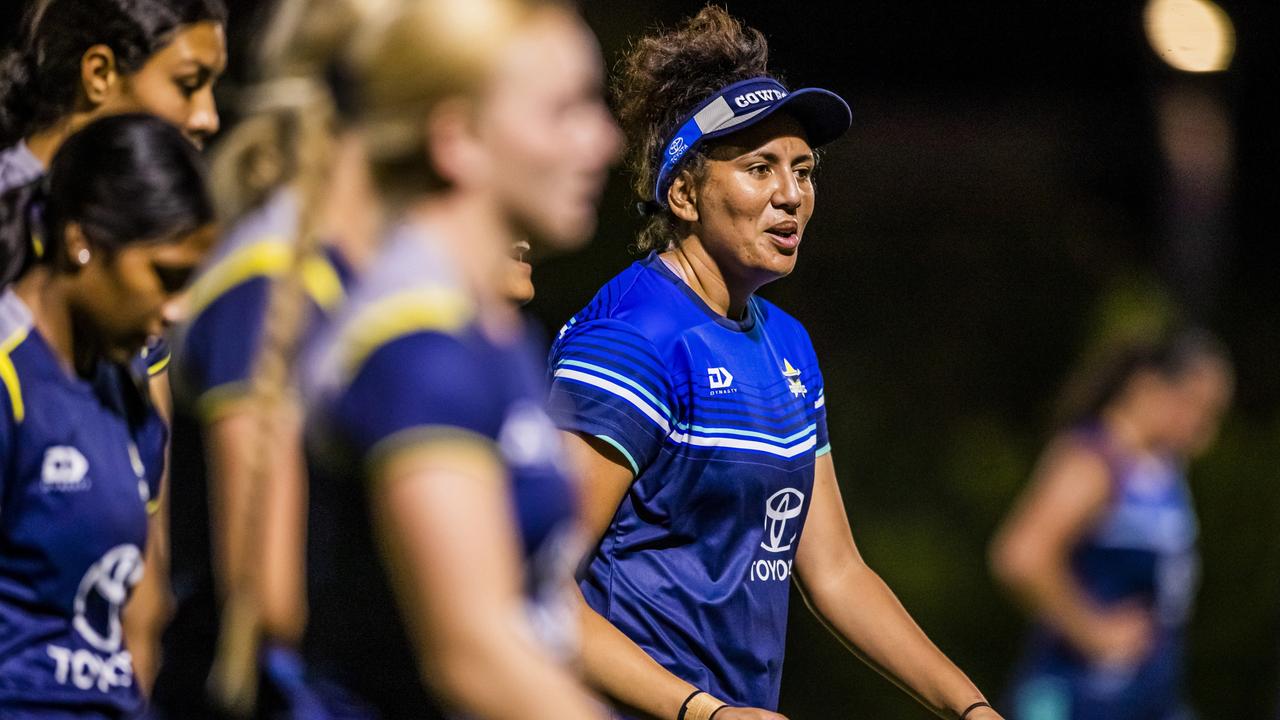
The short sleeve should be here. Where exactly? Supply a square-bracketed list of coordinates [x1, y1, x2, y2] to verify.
[547, 318, 675, 476]
[813, 366, 830, 457]
[337, 331, 501, 465]
[179, 276, 270, 414]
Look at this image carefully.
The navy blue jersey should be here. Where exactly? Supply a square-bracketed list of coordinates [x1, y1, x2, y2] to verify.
[153, 191, 349, 718]
[0, 142, 171, 381]
[302, 226, 579, 719]
[1008, 425, 1199, 720]
[547, 253, 829, 711]
[0, 289, 166, 717]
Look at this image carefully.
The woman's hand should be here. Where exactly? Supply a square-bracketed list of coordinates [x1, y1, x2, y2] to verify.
[715, 707, 790, 720]
[1073, 603, 1154, 665]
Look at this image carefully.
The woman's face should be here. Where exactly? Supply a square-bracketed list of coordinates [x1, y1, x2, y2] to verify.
[1159, 358, 1233, 457]
[477, 8, 620, 253]
[70, 223, 218, 365]
[686, 114, 817, 288]
[98, 22, 227, 147]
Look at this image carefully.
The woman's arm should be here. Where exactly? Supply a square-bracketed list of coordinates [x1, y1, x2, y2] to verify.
[988, 439, 1152, 664]
[791, 453, 1000, 720]
[123, 475, 173, 696]
[563, 432, 787, 720]
[205, 402, 308, 645]
[372, 437, 604, 720]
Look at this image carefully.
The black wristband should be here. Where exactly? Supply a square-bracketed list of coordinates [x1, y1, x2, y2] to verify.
[677, 690, 704, 720]
[709, 706, 727, 719]
[959, 701, 992, 719]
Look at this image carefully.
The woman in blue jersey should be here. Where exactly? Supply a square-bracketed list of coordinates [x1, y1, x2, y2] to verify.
[299, 0, 619, 717]
[548, 7, 1003, 720]
[0, 113, 216, 718]
[990, 330, 1232, 719]
[0, 0, 227, 688]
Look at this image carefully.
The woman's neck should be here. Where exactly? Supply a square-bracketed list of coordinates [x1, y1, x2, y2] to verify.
[660, 236, 756, 320]
[12, 268, 82, 376]
[405, 192, 519, 335]
[1100, 406, 1156, 455]
[24, 120, 77, 168]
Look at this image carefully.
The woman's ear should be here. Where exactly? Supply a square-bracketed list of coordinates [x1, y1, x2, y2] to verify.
[62, 222, 93, 271]
[667, 169, 699, 223]
[425, 96, 488, 190]
[79, 44, 122, 108]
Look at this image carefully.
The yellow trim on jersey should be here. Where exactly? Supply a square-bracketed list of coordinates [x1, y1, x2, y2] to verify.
[300, 255, 345, 311]
[185, 236, 346, 320]
[146, 353, 172, 376]
[146, 497, 162, 515]
[339, 288, 473, 377]
[367, 425, 502, 486]
[0, 325, 30, 423]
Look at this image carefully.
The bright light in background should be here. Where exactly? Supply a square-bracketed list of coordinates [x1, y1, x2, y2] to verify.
[1144, 0, 1236, 73]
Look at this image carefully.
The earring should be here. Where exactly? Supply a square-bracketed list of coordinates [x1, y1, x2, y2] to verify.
[77, 249, 91, 265]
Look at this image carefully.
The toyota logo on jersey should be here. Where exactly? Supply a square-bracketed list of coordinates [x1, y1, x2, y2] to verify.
[760, 487, 805, 553]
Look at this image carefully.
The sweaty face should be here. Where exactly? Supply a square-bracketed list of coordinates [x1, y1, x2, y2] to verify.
[478, 8, 620, 252]
[689, 114, 816, 288]
[99, 22, 227, 147]
[72, 224, 217, 364]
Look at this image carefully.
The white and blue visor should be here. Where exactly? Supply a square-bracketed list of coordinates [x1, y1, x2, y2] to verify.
[652, 76, 851, 208]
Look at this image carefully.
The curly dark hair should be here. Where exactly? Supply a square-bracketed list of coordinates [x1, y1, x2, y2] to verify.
[613, 5, 771, 252]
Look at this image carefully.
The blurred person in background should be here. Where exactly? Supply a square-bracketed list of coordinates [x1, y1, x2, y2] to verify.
[0, 113, 215, 718]
[990, 329, 1233, 720]
[547, 6, 1001, 720]
[0, 0, 228, 690]
[298, 0, 619, 717]
[152, 0, 380, 717]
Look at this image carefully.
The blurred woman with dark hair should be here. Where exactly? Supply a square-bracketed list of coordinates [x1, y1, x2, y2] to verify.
[0, 113, 216, 718]
[548, 6, 1001, 720]
[990, 329, 1233, 719]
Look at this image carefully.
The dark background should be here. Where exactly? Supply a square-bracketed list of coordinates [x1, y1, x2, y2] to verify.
[4, 1, 1277, 717]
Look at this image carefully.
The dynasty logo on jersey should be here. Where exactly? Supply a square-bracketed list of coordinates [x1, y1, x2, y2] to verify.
[41, 446, 90, 490]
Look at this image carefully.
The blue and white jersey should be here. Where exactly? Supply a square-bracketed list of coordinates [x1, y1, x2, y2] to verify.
[1009, 425, 1199, 719]
[0, 289, 165, 718]
[302, 226, 579, 719]
[0, 142, 170, 379]
[547, 252, 829, 711]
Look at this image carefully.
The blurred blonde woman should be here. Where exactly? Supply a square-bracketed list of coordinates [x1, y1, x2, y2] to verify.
[299, 0, 619, 717]
[154, 0, 379, 716]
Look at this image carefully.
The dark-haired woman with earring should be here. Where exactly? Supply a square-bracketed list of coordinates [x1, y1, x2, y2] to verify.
[0, 0, 228, 688]
[548, 7, 1002, 719]
[0, 113, 216, 718]
[990, 331, 1232, 720]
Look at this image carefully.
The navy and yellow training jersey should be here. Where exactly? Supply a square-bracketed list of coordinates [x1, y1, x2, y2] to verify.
[154, 190, 349, 718]
[0, 289, 166, 717]
[301, 226, 579, 719]
[547, 252, 829, 712]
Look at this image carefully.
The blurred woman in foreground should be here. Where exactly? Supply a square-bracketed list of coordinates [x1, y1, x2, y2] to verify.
[991, 329, 1232, 720]
[299, 0, 619, 717]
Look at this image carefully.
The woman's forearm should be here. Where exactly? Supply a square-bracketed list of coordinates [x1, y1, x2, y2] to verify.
[798, 559, 987, 718]
[578, 593, 698, 719]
